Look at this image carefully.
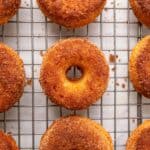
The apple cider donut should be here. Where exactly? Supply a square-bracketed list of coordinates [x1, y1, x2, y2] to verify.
[0, 43, 25, 112]
[40, 38, 109, 110]
[130, 0, 150, 27]
[129, 36, 150, 98]
[0, 0, 21, 24]
[126, 120, 150, 150]
[0, 130, 19, 150]
[37, 0, 107, 28]
[40, 116, 113, 150]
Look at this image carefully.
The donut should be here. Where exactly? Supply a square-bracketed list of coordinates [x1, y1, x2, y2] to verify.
[40, 38, 109, 110]
[0, 130, 19, 150]
[0, 0, 21, 24]
[0, 43, 25, 112]
[126, 120, 150, 150]
[130, 0, 150, 27]
[36, 0, 106, 28]
[129, 36, 150, 98]
[39, 116, 113, 150]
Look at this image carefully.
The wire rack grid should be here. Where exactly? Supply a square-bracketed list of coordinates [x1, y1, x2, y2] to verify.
[0, 0, 150, 149]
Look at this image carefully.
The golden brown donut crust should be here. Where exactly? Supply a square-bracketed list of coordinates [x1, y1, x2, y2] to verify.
[39, 116, 113, 150]
[126, 120, 150, 150]
[0, 0, 21, 24]
[129, 36, 150, 98]
[130, 0, 150, 27]
[40, 38, 109, 110]
[0, 130, 19, 150]
[0, 43, 25, 112]
[37, 0, 106, 28]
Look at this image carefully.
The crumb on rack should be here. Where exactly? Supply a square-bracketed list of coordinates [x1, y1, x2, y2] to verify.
[112, 67, 116, 71]
[122, 83, 126, 89]
[26, 78, 32, 86]
[40, 51, 44, 57]
[7, 132, 12, 134]
[109, 54, 118, 63]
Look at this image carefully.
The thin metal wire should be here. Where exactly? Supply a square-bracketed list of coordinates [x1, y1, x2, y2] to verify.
[137, 23, 142, 125]
[59, 26, 63, 117]
[45, 17, 49, 129]
[100, 15, 103, 125]
[1, 25, 6, 133]
[16, 12, 21, 148]
[87, 25, 90, 118]
[127, 0, 131, 137]
[31, 0, 35, 149]
[113, 0, 117, 149]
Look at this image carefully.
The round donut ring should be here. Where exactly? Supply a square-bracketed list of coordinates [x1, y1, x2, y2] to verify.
[40, 38, 109, 110]
[130, 0, 150, 27]
[129, 36, 150, 98]
[39, 116, 113, 150]
[37, 0, 107, 28]
[0, 0, 21, 24]
[0, 130, 19, 150]
[126, 120, 150, 150]
[0, 43, 25, 112]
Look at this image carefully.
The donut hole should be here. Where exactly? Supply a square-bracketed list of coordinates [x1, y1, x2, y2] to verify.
[66, 66, 84, 81]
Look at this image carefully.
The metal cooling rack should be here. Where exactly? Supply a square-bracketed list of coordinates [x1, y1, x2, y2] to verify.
[0, 0, 150, 149]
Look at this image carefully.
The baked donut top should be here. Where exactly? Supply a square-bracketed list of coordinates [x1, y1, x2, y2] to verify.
[38, 0, 104, 20]
[40, 38, 109, 109]
[0, 43, 25, 112]
[0, 44, 24, 93]
[136, 128, 150, 150]
[0, 131, 18, 150]
[0, 0, 20, 17]
[136, 0, 150, 14]
[136, 38, 150, 97]
[40, 116, 113, 150]
[0, 138, 12, 149]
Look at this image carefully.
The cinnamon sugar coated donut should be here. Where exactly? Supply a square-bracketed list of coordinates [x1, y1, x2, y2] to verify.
[129, 36, 150, 98]
[0, 0, 21, 24]
[0, 43, 25, 112]
[40, 38, 109, 110]
[37, 0, 106, 28]
[39, 116, 113, 150]
[130, 0, 150, 27]
[126, 120, 150, 150]
[0, 130, 19, 150]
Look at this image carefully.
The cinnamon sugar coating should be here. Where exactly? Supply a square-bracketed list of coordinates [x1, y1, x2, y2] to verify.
[40, 116, 113, 150]
[0, 0, 21, 24]
[40, 38, 109, 110]
[130, 0, 150, 27]
[126, 120, 150, 150]
[37, 0, 106, 28]
[129, 36, 150, 98]
[0, 43, 25, 112]
[0, 130, 19, 150]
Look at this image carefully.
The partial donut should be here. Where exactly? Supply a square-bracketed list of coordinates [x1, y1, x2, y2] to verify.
[0, 43, 25, 112]
[39, 116, 113, 150]
[37, 0, 107, 28]
[40, 38, 109, 110]
[129, 36, 150, 98]
[126, 120, 150, 150]
[130, 0, 150, 27]
[0, 130, 19, 150]
[0, 0, 21, 24]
